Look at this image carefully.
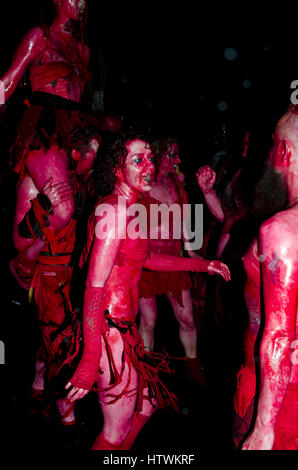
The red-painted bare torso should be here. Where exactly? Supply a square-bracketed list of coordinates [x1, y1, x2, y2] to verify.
[242, 238, 261, 370]
[142, 177, 183, 256]
[29, 26, 89, 101]
[2, 25, 89, 103]
[103, 217, 149, 322]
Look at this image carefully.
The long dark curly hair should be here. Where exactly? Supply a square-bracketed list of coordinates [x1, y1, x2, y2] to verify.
[93, 128, 153, 199]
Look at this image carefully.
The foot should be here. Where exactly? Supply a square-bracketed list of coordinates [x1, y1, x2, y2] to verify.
[184, 357, 206, 387]
[28, 387, 51, 419]
[56, 398, 76, 426]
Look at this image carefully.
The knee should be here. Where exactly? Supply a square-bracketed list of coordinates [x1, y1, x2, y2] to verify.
[141, 315, 156, 330]
[178, 313, 195, 332]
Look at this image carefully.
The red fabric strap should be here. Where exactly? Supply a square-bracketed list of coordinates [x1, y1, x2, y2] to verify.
[31, 198, 57, 254]
[37, 254, 72, 265]
[70, 286, 104, 391]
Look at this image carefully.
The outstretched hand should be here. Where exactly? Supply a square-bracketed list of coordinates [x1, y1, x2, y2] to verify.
[195, 165, 216, 193]
[41, 177, 73, 208]
[207, 260, 231, 281]
[65, 381, 89, 402]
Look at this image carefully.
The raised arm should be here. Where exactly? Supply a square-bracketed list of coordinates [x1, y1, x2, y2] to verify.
[242, 219, 297, 450]
[175, 177, 200, 259]
[1, 27, 46, 102]
[196, 165, 225, 222]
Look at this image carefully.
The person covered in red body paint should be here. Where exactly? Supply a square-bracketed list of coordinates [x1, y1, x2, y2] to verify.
[239, 105, 298, 450]
[0, 0, 121, 202]
[0, 0, 93, 291]
[10, 126, 101, 426]
[195, 130, 251, 259]
[65, 130, 231, 450]
[1, 0, 95, 177]
[138, 137, 207, 386]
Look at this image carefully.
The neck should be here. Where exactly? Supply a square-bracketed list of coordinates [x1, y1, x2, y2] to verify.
[113, 179, 141, 204]
[52, 18, 72, 34]
[52, 8, 79, 35]
[156, 170, 172, 186]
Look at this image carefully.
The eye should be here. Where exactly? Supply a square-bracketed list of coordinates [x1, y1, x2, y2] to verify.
[133, 157, 143, 165]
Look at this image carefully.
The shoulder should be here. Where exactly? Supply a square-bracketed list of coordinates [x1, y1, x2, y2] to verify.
[259, 211, 297, 258]
[94, 194, 127, 219]
[260, 211, 293, 240]
[19, 27, 47, 56]
[22, 27, 46, 45]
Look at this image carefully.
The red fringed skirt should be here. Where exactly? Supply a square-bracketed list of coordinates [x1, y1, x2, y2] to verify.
[97, 310, 179, 414]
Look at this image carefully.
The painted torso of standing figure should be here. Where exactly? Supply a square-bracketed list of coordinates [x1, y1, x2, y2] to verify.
[28, 26, 89, 102]
[94, 195, 149, 321]
[2, 0, 89, 104]
[242, 238, 261, 368]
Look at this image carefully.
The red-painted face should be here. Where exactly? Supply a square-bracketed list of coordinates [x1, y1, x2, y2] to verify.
[121, 139, 155, 193]
[56, 0, 86, 21]
[158, 141, 181, 176]
[75, 138, 100, 175]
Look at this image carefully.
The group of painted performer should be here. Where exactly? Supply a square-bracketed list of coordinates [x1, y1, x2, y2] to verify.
[2, 0, 298, 452]
[196, 110, 298, 450]
[1, 0, 231, 451]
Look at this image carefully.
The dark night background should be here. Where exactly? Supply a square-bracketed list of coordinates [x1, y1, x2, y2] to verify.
[0, 1, 297, 461]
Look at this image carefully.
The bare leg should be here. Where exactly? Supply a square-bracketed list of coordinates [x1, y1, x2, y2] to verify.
[166, 289, 196, 358]
[94, 328, 155, 448]
[56, 397, 76, 425]
[32, 359, 46, 391]
[138, 296, 158, 352]
[167, 289, 206, 386]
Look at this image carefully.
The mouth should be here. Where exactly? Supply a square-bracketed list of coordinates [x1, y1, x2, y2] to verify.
[171, 164, 180, 174]
[142, 175, 153, 183]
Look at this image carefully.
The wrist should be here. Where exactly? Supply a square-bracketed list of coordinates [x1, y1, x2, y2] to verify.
[202, 188, 214, 195]
[189, 258, 210, 272]
[255, 416, 275, 431]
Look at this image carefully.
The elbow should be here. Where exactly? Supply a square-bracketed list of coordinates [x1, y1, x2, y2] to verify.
[260, 333, 294, 364]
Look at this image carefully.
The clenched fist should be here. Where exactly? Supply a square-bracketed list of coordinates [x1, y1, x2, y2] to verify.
[195, 165, 216, 193]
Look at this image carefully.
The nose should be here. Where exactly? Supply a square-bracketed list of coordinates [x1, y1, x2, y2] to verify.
[146, 158, 155, 174]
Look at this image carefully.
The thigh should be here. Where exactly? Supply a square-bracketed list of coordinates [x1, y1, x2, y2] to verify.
[97, 328, 139, 420]
[139, 296, 158, 321]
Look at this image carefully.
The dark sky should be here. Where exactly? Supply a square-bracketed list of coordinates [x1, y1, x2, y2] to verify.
[0, 2, 296, 168]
